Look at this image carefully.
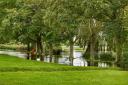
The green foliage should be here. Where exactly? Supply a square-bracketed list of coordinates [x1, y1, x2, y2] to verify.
[100, 53, 115, 61]
[0, 0, 128, 67]
[121, 53, 128, 69]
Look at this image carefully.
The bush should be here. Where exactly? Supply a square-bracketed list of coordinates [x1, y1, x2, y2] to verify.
[121, 53, 128, 70]
[100, 53, 115, 61]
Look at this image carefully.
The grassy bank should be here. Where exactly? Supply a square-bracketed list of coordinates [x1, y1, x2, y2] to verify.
[0, 54, 127, 85]
[0, 54, 119, 72]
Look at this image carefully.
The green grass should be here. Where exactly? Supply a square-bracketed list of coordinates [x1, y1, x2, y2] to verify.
[0, 71, 128, 85]
[0, 54, 119, 72]
[0, 54, 127, 85]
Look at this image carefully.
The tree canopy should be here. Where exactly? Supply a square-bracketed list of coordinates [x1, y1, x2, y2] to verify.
[0, 0, 128, 68]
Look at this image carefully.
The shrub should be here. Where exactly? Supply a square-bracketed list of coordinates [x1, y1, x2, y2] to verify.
[100, 53, 115, 61]
[121, 53, 128, 70]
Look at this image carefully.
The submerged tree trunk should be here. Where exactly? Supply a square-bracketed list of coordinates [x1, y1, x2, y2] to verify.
[84, 41, 91, 66]
[27, 43, 30, 60]
[83, 39, 98, 66]
[116, 44, 123, 67]
[54, 55, 59, 63]
[69, 38, 74, 66]
[40, 42, 44, 61]
[31, 48, 36, 60]
[39, 36, 44, 61]
[94, 41, 99, 66]
[49, 43, 53, 63]
[37, 35, 44, 61]
[90, 35, 95, 66]
[30, 43, 36, 60]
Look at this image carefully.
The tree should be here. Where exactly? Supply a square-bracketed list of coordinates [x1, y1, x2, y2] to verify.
[103, 0, 128, 67]
[50, 0, 82, 65]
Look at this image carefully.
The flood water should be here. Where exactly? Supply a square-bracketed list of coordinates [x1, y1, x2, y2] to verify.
[0, 50, 88, 66]
[44, 51, 88, 66]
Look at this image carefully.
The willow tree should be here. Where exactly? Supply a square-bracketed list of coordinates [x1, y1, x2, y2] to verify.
[103, 0, 128, 67]
[77, 0, 109, 66]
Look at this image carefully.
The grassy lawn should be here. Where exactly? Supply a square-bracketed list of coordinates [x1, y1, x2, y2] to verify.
[0, 54, 127, 85]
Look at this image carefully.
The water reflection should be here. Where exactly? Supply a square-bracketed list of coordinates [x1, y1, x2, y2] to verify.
[0, 50, 87, 66]
[0, 50, 27, 59]
[59, 51, 88, 66]
[0, 50, 110, 67]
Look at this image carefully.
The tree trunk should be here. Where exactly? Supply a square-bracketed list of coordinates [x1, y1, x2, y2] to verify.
[69, 39, 74, 66]
[84, 41, 91, 66]
[37, 35, 44, 61]
[30, 43, 36, 60]
[88, 19, 95, 66]
[27, 43, 30, 60]
[116, 44, 123, 67]
[90, 35, 95, 66]
[39, 36, 44, 61]
[54, 55, 59, 63]
[49, 44, 53, 63]
[31, 48, 36, 60]
[83, 35, 98, 66]
[94, 41, 99, 66]
[40, 42, 44, 61]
